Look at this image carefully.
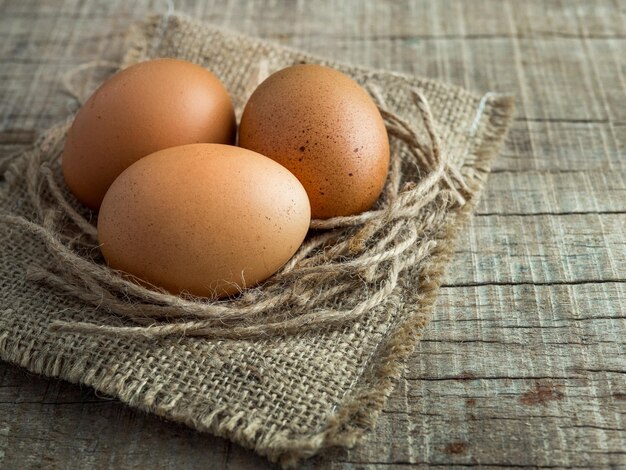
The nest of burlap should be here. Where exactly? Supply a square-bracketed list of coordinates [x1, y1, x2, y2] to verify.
[0, 13, 514, 467]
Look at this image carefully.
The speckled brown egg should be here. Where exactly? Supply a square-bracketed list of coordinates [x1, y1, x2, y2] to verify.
[238, 64, 390, 219]
[62, 58, 236, 210]
[97, 143, 310, 299]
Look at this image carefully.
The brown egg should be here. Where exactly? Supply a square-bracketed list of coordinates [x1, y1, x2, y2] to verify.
[97, 144, 311, 299]
[239, 64, 390, 219]
[62, 58, 236, 209]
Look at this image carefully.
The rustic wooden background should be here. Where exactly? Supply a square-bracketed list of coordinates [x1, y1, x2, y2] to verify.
[1, 0, 625, 467]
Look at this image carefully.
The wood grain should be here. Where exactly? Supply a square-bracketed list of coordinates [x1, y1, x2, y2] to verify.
[0, 0, 624, 468]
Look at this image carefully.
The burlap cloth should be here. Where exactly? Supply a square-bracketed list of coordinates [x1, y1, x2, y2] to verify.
[0, 13, 514, 466]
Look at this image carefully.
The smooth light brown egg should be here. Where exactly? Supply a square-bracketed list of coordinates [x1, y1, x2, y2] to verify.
[97, 144, 311, 299]
[239, 64, 390, 219]
[62, 58, 236, 209]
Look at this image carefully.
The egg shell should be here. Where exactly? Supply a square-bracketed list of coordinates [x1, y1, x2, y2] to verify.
[97, 144, 311, 299]
[62, 58, 236, 209]
[239, 64, 390, 219]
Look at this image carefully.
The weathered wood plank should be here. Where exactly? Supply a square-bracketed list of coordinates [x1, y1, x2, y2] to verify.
[582, 29, 626, 123]
[447, 213, 626, 285]
[478, 170, 626, 214]
[419, 283, 626, 378]
[495, 120, 625, 172]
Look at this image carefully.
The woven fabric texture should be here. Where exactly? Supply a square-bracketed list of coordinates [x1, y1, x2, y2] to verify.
[0, 13, 513, 466]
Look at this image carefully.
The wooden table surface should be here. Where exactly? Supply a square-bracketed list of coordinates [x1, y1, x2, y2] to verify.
[1, 0, 625, 468]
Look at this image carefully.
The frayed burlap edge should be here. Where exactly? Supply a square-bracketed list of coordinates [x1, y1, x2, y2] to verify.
[267, 97, 515, 466]
[0, 15, 515, 468]
[294, 97, 515, 464]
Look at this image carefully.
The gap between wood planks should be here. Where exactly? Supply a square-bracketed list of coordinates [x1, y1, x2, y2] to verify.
[195, 32, 626, 41]
[405, 374, 621, 381]
[333, 462, 609, 468]
[442, 279, 626, 288]
[488, 169, 620, 174]
[513, 117, 623, 124]
[379, 410, 615, 421]
[474, 211, 626, 217]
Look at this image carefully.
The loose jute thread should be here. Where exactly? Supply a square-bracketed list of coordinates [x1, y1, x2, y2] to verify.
[1, 75, 468, 340]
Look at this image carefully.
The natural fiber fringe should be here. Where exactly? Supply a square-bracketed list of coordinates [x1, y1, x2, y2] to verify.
[1, 83, 470, 341]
